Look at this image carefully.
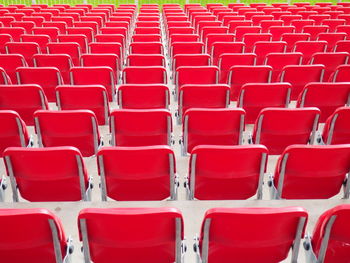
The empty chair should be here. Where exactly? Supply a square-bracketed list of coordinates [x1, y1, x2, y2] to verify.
[253, 41, 287, 64]
[135, 27, 161, 35]
[80, 54, 120, 80]
[228, 65, 272, 101]
[126, 54, 165, 66]
[0, 68, 10, 84]
[186, 145, 268, 200]
[238, 83, 292, 124]
[228, 20, 253, 33]
[34, 110, 100, 157]
[178, 84, 230, 123]
[265, 52, 303, 81]
[3, 146, 92, 201]
[97, 146, 177, 201]
[297, 83, 350, 122]
[5, 42, 40, 66]
[181, 108, 245, 155]
[218, 53, 256, 83]
[0, 110, 30, 157]
[243, 33, 272, 52]
[334, 40, 350, 53]
[0, 208, 73, 263]
[270, 145, 350, 199]
[235, 26, 261, 41]
[58, 34, 88, 53]
[169, 33, 200, 45]
[132, 34, 161, 42]
[302, 25, 329, 40]
[67, 27, 93, 42]
[0, 27, 25, 41]
[205, 33, 235, 52]
[317, 32, 347, 51]
[278, 65, 325, 100]
[16, 67, 62, 102]
[172, 54, 211, 74]
[252, 108, 320, 154]
[70, 67, 116, 102]
[122, 66, 167, 84]
[129, 42, 163, 54]
[170, 42, 204, 57]
[0, 34, 12, 53]
[330, 64, 350, 82]
[33, 54, 72, 84]
[47, 42, 81, 66]
[304, 205, 350, 263]
[110, 109, 172, 146]
[0, 54, 26, 84]
[78, 207, 184, 263]
[0, 84, 48, 125]
[32, 27, 59, 41]
[175, 66, 219, 99]
[322, 107, 350, 145]
[322, 18, 346, 32]
[20, 34, 51, 54]
[211, 42, 245, 65]
[195, 207, 308, 263]
[281, 33, 310, 51]
[310, 52, 349, 81]
[268, 25, 295, 41]
[118, 84, 170, 109]
[89, 42, 122, 62]
[56, 85, 110, 125]
[291, 19, 315, 32]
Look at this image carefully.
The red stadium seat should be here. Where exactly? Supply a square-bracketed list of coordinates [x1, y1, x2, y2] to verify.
[330, 64, 350, 81]
[268, 25, 295, 40]
[0, 34, 12, 53]
[235, 25, 261, 41]
[170, 41, 204, 57]
[305, 205, 350, 263]
[252, 108, 320, 154]
[34, 110, 100, 157]
[302, 25, 329, 40]
[0, 84, 48, 125]
[175, 66, 219, 99]
[58, 34, 88, 53]
[127, 54, 165, 66]
[77, 208, 184, 263]
[278, 64, 325, 100]
[172, 54, 211, 75]
[5, 42, 40, 66]
[195, 207, 307, 263]
[3, 146, 92, 201]
[118, 84, 169, 109]
[0, 27, 25, 41]
[32, 27, 59, 41]
[333, 40, 350, 53]
[97, 146, 177, 201]
[281, 32, 310, 51]
[122, 66, 167, 84]
[130, 41, 163, 54]
[253, 41, 287, 64]
[238, 83, 292, 124]
[0, 54, 26, 84]
[178, 84, 230, 123]
[0, 208, 73, 263]
[205, 33, 234, 52]
[20, 34, 50, 54]
[187, 145, 268, 200]
[317, 32, 347, 51]
[10, 21, 35, 33]
[132, 34, 161, 42]
[81, 53, 120, 79]
[181, 108, 245, 155]
[228, 65, 272, 101]
[47, 42, 81, 66]
[270, 145, 350, 199]
[110, 109, 172, 146]
[211, 42, 245, 65]
[70, 66, 116, 102]
[309, 52, 349, 81]
[0, 67, 11, 84]
[297, 82, 350, 122]
[16, 67, 63, 102]
[243, 33, 272, 52]
[322, 107, 350, 145]
[265, 52, 303, 81]
[56, 85, 110, 125]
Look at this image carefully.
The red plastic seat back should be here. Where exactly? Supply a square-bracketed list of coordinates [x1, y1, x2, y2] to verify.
[184, 108, 245, 153]
[0, 208, 67, 263]
[190, 145, 268, 200]
[56, 85, 109, 125]
[3, 146, 89, 201]
[211, 42, 245, 65]
[297, 83, 350, 122]
[312, 205, 350, 263]
[123, 66, 167, 84]
[34, 110, 100, 157]
[0, 54, 26, 84]
[78, 208, 183, 263]
[110, 109, 172, 146]
[118, 84, 169, 109]
[200, 207, 308, 263]
[274, 145, 350, 199]
[253, 108, 320, 154]
[322, 107, 350, 144]
[16, 67, 62, 102]
[47, 42, 81, 66]
[97, 146, 175, 201]
[331, 64, 350, 82]
[0, 67, 11, 84]
[228, 65, 272, 101]
[0, 84, 48, 125]
[70, 66, 115, 102]
[176, 66, 219, 92]
[5, 42, 40, 66]
[0, 110, 29, 156]
[238, 83, 291, 124]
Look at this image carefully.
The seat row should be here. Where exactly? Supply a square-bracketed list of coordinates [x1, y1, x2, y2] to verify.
[0, 205, 349, 263]
[1, 142, 350, 202]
